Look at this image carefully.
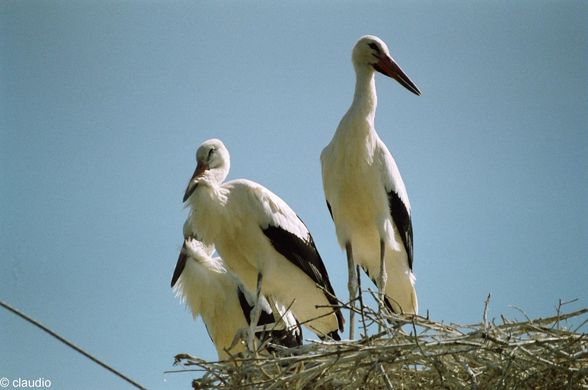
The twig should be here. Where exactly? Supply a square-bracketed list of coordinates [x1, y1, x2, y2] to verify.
[482, 294, 491, 329]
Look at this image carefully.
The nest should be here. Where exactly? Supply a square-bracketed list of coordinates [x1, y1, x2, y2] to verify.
[171, 297, 588, 389]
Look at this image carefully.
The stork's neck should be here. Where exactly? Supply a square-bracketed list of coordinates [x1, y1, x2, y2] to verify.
[349, 67, 377, 125]
[333, 67, 378, 149]
[191, 178, 226, 207]
[188, 181, 227, 244]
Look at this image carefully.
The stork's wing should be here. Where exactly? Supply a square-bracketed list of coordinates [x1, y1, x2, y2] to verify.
[376, 139, 414, 270]
[261, 224, 332, 292]
[239, 181, 344, 332]
[387, 190, 414, 270]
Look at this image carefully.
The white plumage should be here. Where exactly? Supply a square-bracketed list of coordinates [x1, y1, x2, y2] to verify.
[183, 139, 343, 340]
[171, 235, 302, 360]
[321, 35, 420, 325]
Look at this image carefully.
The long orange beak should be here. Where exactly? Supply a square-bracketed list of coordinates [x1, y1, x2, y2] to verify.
[374, 54, 421, 96]
[183, 163, 208, 202]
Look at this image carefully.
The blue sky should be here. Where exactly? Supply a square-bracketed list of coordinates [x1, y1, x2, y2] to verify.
[1, 1, 586, 389]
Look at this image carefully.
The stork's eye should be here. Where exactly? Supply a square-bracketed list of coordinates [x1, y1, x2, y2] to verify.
[207, 148, 215, 160]
[368, 42, 381, 54]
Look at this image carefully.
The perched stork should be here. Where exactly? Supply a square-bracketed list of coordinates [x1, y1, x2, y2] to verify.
[171, 235, 302, 359]
[183, 139, 344, 346]
[321, 35, 420, 336]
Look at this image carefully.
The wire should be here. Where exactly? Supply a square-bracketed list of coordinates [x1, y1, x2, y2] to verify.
[0, 299, 147, 390]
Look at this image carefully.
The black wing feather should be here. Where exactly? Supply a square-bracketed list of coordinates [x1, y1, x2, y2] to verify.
[387, 190, 414, 270]
[262, 221, 344, 332]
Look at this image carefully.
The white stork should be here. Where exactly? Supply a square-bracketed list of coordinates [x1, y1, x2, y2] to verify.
[171, 234, 302, 359]
[183, 139, 344, 346]
[321, 35, 420, 335]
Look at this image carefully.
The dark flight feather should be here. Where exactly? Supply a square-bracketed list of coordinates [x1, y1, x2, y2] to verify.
[262, 221, 344, 333]
[387, 190, 414, 270]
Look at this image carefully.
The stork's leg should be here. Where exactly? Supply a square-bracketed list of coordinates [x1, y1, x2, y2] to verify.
[377, 239, 388, 321]
[267, 297, 286, 331]
[247, 272, 263, 353]
[356, 264, 368, 339]
[345, 242, 357, 340]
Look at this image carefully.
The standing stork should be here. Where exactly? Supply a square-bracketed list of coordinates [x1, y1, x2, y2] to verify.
[321, 35, 420, 337]
[171, 235, 302, 359]
[183, 138, 344, 347]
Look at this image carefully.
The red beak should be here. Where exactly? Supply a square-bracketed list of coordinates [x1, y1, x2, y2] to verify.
[373, 55, 421, 96]
[183, 163, 208, 202]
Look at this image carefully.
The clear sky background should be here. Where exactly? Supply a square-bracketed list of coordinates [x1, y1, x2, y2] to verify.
[1, 1, 587, 389]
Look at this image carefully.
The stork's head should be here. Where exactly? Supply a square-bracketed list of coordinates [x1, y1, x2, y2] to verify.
[352, 35, 421, 96]
[183, 138, 230, 202]
[170, 236, 222, 288]
[171, 216, 219, 288]
[183, 237, 215, 261]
